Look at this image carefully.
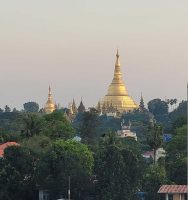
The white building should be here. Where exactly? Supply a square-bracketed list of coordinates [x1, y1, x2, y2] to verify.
[117, 120, 137, 141]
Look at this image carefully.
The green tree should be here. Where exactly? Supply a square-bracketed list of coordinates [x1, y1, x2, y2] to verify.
[142, 165, 167, 200]
[95, 132, 144, 200]
[0, 111, 22, 142]
[43, 111, 75, 139]
[171, 116, 186, 132]
[4, 105, 11, 112]
[36, 139, 94, 199]
[21, 113, 44, 138]
[146, 123, 163, 164]
[165, 124, 187, 184]
[12, 108, 19, 113]
[23, 102, 39, 112]
[0, 145, 38, 200]
[22, 134, 52, 155]
[0, 131, 21, 143]
[169, 100, 187, 121]
[79, 108, 99, 145]
[148, 99, 168, 116]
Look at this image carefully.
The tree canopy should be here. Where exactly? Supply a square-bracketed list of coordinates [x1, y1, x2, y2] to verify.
[36, 139, 94, 199]
[0, 145, 38, 200]
[165, 124, 187, 184]
[146, 123, 163, 164]
[95, 132, 144, 200]
[0, 97, 186, 200]
[148, 99, 168, 116]
[23, 102, 39, 113]
[43, 111, 75, 139]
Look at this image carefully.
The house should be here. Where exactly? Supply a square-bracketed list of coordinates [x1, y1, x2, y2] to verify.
[142, 148, 165, 161]
[158, 185, 188, 200]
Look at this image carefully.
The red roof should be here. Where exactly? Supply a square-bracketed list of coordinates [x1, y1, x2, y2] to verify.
[158, 185, 188, 194]
[0, 142, 19, 157]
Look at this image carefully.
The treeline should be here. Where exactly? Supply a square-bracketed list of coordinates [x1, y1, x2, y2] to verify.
[0, 99, 187, 200]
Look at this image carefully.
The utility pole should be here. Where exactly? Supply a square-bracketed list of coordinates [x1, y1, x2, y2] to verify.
[68, 176, 70, 200]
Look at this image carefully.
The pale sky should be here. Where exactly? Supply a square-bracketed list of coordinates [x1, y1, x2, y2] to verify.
[0, 0, 188, 110]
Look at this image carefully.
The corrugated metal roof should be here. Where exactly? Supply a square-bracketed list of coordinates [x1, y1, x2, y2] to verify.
[158, 185, 188, 194]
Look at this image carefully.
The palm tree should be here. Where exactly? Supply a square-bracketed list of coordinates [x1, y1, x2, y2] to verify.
[173, 98, 177, 109]
[170, 99, 174, 110]
[146, 123, 163, 164]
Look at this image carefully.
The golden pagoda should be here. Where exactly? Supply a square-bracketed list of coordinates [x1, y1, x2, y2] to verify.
[100, 50, 138, 113]
[44, 86, 56, 114]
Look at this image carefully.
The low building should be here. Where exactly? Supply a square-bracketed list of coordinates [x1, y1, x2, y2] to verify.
[158, 185, 188, 200]
[117, 120, 137, 141]
[142, 147, 165, 161]
[156, 147, 166, 160]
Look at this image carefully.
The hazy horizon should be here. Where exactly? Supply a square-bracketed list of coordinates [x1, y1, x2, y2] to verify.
[0, 0, 188, 110]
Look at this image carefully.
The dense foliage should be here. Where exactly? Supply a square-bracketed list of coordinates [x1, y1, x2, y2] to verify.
[0, 145, 38, 200]
[95, 132, 144, 200]
[0, 99, 187, 200]
[165, 125, 187, 184]
[37, 139, 94, 199]
[23, 102, 39, 113]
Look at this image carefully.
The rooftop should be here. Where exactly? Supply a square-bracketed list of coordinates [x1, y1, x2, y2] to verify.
[158, 185, 188, 194]
[0, 142, 19, 157]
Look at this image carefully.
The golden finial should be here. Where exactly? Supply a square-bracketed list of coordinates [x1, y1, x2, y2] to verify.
[116, 49, 119, 58]
[73, 97, 75, 104]
[115, 49, 120, 66]
[49, 85, 52, 95]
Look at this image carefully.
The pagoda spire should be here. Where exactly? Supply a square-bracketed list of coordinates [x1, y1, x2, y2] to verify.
[78, 97, 86, 113]
[48, 85, 52, 99]
[72, 98, 77, 114]
[49, 85, 51, 94]
[96, 101, 101, 112]
[106, 50, 128, 96]
[115, 49, 120, 67]
[139, 92, 145, 112]
[113, 50, 124, 84]
[44, 86, 55, 113]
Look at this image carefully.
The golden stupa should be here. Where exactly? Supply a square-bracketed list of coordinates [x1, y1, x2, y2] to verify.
[44, 86, 56, 114]
[100, 50, 138, 113]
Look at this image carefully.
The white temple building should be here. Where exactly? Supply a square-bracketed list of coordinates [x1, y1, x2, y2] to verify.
[117, 120, 137, 141]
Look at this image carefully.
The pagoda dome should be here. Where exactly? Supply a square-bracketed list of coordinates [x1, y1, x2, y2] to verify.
[100, 50, 138, 113]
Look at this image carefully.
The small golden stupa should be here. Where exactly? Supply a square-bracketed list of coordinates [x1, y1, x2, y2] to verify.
[100, 50, 138, 113]
[44, 86, 56, 114]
